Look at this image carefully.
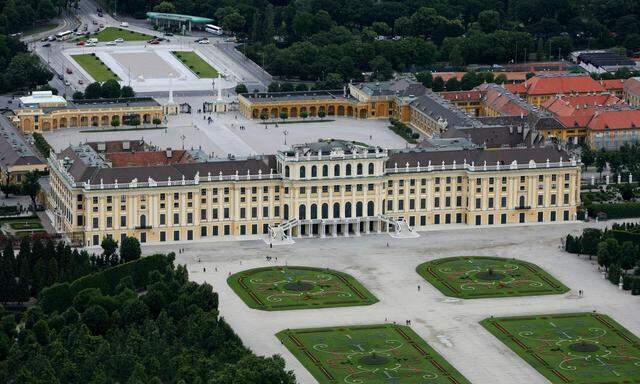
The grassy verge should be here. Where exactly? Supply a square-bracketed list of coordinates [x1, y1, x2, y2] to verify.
[93, 27, 151, 42]
[72, 54, 119, 82]
[172, 51, 219, 78]
[9, 221, 44, 230]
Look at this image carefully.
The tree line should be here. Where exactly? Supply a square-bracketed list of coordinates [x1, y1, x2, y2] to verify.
[72, 79, 135, 100]
[0, 235, 141, 304]
[0, 35, 52, 93]
[565, 226, 640, 294]
[0, 253, 296, 383]
[99, 0, 639, 81]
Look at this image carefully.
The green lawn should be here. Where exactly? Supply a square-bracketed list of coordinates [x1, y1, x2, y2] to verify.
[481, 313, 640, 383]
[71, 54, 120, 82]
[416, 256, 569, 299]
[9, 221, 43, 230]
[171, 51, 219, 78]
[93, 27, 151, 42]
[277, 324, 471, 384]
[227, 266, 378, 311]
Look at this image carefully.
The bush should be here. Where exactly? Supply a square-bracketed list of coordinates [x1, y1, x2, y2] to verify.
[39, 283, 72, 313]
[587, 202, 640, 219]
[623, 275, 634, 290]
[632, 277, 640, 295]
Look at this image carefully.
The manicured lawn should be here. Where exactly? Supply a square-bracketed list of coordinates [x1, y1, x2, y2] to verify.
[416, 256, 569, 299]
[277, 324, 471, 384]
[9, 221, 43, 230]
[171, 51, 219, 78]
[93, 27, 151, 42]
[71, 54, 120, 82]
[481, 313, 640, 383]
[227, 266, 378, 311]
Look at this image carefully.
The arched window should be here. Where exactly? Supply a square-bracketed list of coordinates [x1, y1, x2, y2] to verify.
[322, 203, 329, 219]
[299, 166, 306, 178]
[284, 204, 289, 220]
[368, 163, 374, 175]
[298, 204, 306, 219]
[310, 204, 317, 219]
[322, 165, 328, 177]
[356, 202, 363, 217]
[346, 164, 352, 176]
[311, 165, 317, 178]
[367, 201, 374, 216]
[357, 163, 363, 175]
[284, 166, 290, 177]
[334, 164, 340, 177]
[333, 202, 340, 218]
[345, 202, 352, 218]
[140, 214, 147, 227]
[519, 195, 525, 208]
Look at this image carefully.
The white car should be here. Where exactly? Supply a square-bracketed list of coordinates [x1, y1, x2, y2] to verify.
[120, 22, 129, 27]
[85, 42, 96, 47]
[115, 38, 124, 43]
[64, 80, 70, 86]
[197, 39, 210, 44]
[106, 41, 116, 46]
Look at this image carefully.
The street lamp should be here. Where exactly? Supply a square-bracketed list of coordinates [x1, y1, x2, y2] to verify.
[283, 130, 288, 145]
[180, 134, 186, 149]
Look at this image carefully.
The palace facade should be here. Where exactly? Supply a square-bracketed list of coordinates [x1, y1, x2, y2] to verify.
[47, 139, 581, 247]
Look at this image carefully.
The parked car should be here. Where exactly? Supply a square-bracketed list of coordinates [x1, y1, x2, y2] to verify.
[92, 20, 98, 25]
[106, 41, 116, 46]
[78, 79, 84, 85]
[66, 68, 73, 74]
[57, 74, 63, 80]
[42, 43, 51, 47]
[115, 38, 124, 43]
[64, 80, 70, 86]
[120, 22, 129, 27]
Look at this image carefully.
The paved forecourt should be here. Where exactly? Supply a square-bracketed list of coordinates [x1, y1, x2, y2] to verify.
[277, 324, 470, 384]
[481, 312, 640, 383]
[228, 266, 378, 310]
[417, 256, 569, 299]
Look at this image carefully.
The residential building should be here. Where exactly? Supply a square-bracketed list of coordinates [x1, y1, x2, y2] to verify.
[0, 116, 46, 183]
[624, 77, 640, 106]
[505, 74, 607, 106]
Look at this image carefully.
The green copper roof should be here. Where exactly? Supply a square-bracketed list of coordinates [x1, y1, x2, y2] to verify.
[146, 12, 214, 24]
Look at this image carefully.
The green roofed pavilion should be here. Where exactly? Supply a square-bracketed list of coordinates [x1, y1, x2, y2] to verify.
[146, 12, 214, 32]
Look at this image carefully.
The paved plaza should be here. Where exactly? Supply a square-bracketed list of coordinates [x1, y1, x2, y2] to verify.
[43, 106, 406, 157]
[138, 221, 640, 384]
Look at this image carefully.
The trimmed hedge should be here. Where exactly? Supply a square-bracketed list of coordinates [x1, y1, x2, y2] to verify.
[587, 202, 640, 219]
[611, 230, 640, 246]
[39, 254, 172, 313]
[388, 118, 418, 144]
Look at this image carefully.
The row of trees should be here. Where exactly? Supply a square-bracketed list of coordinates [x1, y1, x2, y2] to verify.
[72, 79, 135, 100]
[0, 0, 66, 34]
[565, 227, 640, 294]
[581, 143, 640, 181]
[0, 253, 296, 383]
[0, 235, 141, 303]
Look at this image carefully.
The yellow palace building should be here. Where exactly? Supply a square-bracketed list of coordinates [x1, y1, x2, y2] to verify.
[13, 91, 165, 133]
[47, 139, 581, 247]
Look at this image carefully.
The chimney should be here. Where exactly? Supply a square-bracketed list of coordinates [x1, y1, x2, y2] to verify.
[166, 148, 173, 158]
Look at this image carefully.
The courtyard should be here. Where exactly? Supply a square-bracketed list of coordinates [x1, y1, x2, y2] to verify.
[42, 110, 406, 157]
[142, 221, 640, 384]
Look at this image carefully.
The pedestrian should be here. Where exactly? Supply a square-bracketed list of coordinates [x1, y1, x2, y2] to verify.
[275, 256, 278, 261]
[203, 267, 206, 272]
[215, 267, 218, 272]
[270, 243, 273, 248]
[418, 285, 421, 291]
[198, 257, 201, 263]
[386, 242, 389, 247]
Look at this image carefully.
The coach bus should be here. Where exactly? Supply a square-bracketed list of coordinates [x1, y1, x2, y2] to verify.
[56, 30, 73, 40]
[204, 24, 223, 35]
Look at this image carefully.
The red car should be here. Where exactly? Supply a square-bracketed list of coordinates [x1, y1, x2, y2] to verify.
[150, 40, 160, 44]
[76, 40, 85, 46]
